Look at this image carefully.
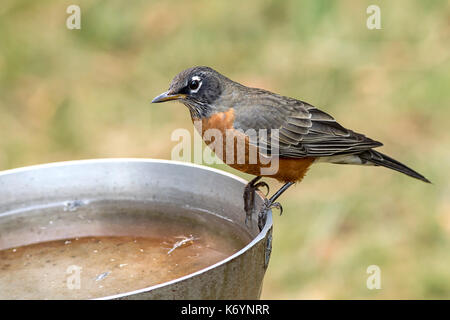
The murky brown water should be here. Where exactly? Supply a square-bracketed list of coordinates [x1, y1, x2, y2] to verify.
[0, 203, 251, 299]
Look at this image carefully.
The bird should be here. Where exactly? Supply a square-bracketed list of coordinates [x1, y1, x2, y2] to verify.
[152, 66, 430, 229]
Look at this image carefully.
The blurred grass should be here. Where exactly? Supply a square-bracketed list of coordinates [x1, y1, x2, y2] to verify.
[0, 0, 449, 299]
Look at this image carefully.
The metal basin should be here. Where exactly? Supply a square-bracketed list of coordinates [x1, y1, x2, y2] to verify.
[0, 159, 272, 299]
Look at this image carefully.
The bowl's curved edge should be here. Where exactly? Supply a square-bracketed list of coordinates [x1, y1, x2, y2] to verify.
[0, 158, 274, 300]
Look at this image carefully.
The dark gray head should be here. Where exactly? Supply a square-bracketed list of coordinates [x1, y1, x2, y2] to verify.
[152, 66, 225, 118]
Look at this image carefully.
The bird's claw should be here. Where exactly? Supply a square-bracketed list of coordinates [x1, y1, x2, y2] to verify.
[269, 201, 283, 216]
[257, 199, 284, 231]
[244, 177, 268, 227]
[261, 199, 284, 215]
[253, 181, 270, 196]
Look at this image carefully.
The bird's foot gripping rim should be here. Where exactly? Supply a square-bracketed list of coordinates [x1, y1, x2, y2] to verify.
[244, 177, 270, 228]
[258, 199, 283, 231]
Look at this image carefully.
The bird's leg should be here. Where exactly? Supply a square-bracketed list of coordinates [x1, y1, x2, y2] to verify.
[244, 176, 270, 227]
[258, 182, 294, 231]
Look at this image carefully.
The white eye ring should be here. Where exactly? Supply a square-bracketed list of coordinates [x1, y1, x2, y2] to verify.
[189, 76, 202, 93]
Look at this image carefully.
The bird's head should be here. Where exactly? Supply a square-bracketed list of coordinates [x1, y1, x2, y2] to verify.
[152, 66, 225, 118]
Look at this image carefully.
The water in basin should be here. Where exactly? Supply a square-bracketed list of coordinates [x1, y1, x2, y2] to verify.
[0, 200, 252, 299]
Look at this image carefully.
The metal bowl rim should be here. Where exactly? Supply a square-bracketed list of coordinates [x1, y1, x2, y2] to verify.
[0, 158, 273, 300]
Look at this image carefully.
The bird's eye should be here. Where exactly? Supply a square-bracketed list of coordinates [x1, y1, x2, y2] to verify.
[188, 76, 202, 93]
[189, 79, 200, 90]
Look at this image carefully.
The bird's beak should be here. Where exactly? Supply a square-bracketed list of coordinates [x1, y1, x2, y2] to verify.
[151, 91, 186, 103]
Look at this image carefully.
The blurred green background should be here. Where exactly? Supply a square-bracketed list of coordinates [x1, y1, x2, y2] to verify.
[0, 0, 449, 298]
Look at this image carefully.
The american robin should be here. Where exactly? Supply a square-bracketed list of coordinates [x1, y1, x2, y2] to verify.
[152, 66, 430, 229]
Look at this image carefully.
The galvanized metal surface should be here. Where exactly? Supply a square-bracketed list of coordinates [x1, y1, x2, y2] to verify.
[0, 159, 273, 299]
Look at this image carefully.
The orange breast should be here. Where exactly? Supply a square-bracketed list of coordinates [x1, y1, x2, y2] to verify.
[193, 109, 315, 183]
[272, 157, 315, 182]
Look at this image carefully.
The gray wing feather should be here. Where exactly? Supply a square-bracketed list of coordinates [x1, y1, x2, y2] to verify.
[233, 92, 382, 158]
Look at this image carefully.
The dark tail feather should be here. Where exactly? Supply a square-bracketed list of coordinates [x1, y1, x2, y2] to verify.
[359, 150, 431, 183]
